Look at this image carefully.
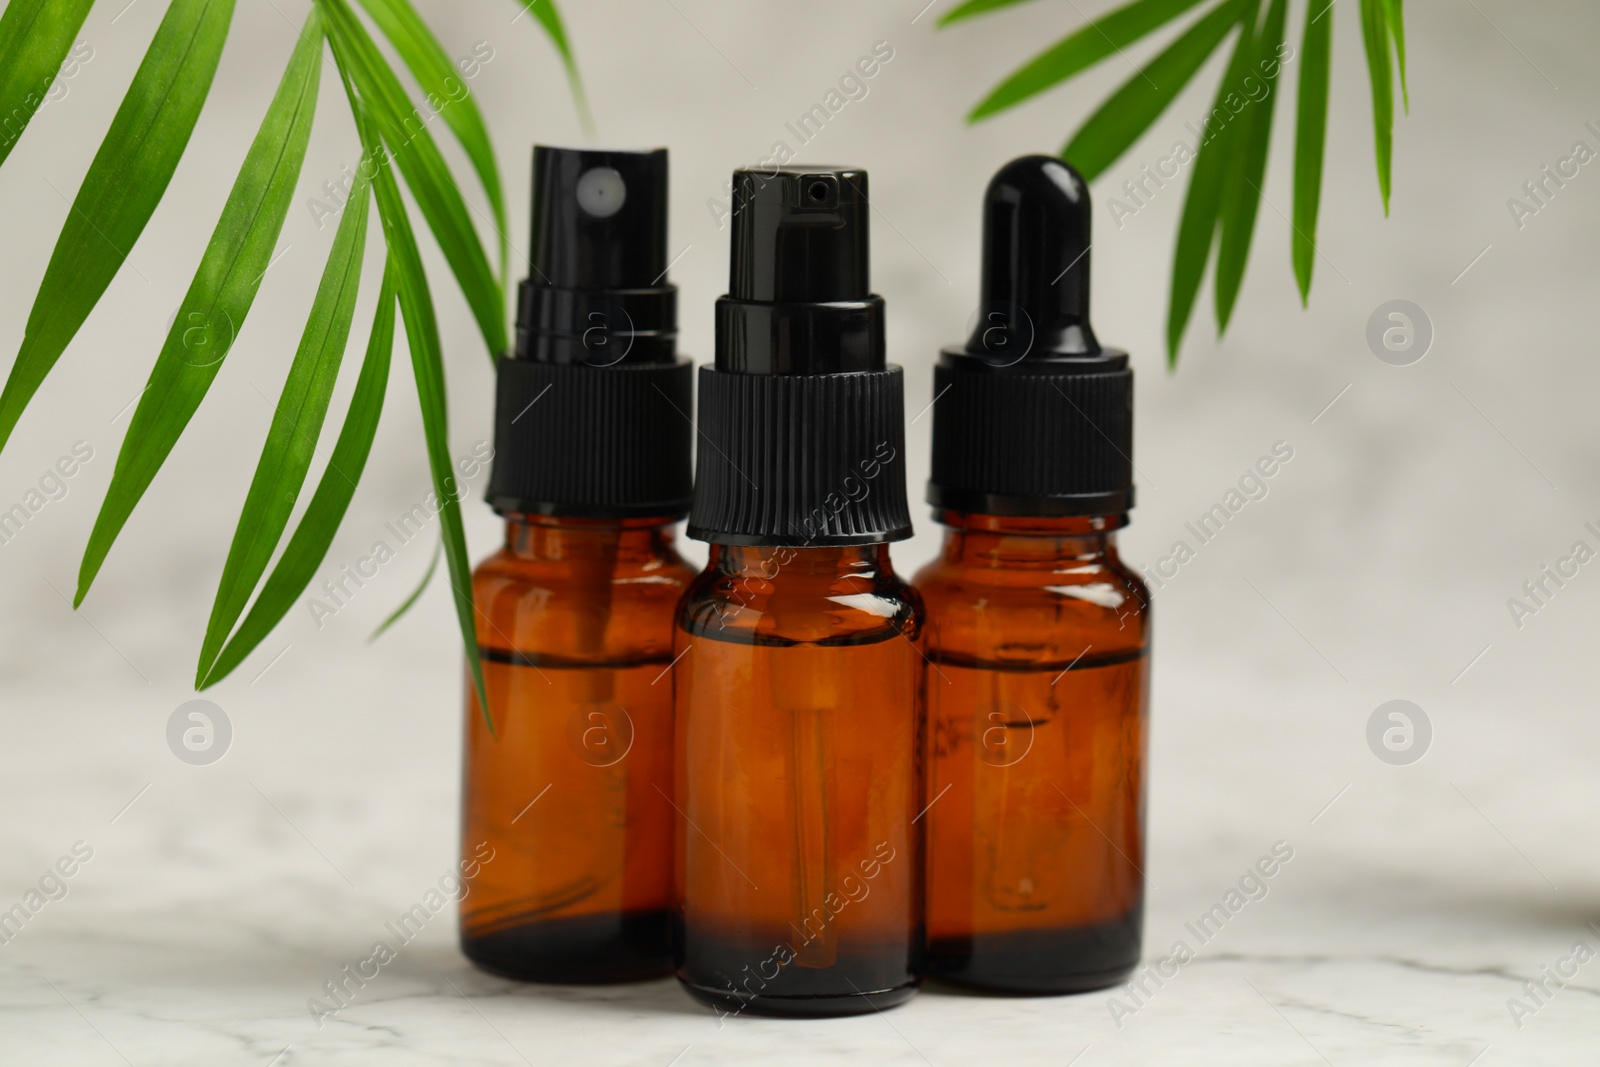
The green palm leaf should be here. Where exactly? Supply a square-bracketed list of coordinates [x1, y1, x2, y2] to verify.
[1292, 0, 1333, 303]
[356, 0, 507, 285]
[939, 0, 1042, 25]
[969, 0, 1211, 121]
[512, 0, 590, 131]
[321, 0, 507, 358]
[203, 263, 398, 689]
[198, 164, 372, 683]
[81, 1, 325, 607]
[326, 21, 492, 731]
[1165, 0, 1257, 361]
[0, 0, 95, 171]
[1381, 0, 1407, 110]
[1359, 0, 1394, 214]
[0, 0, 234, 460]
[1214, 0, 1287, 331]
[370, 537, 441, 641]
[0, 0, 584, 692]
[1062, 0, 1249, 181]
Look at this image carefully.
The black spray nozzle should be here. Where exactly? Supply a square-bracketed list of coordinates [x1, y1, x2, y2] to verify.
[728, 166, 870, 304]
[967, 154, 1101, 363]
[531, 145, 667, 288]
[692, 163, 910, 545]
[488, 145, 693, 520]
[718, 166, 881, 375]
[518, 145, 675, 365]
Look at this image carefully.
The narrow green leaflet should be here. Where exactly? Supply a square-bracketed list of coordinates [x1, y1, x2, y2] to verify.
[0, 0, 234, 459]
[968, 0, 1210, 121]
[1381, 0, 1407, 110]
[370, 537, 441, 641]
[1061, 0, 1247, 181]
[322, 0, 507, 358]
[1292, 0, 1333, 303]
[197, 174, 372, 683]
[938, 0, 1043, 27]
[512, 0, 590, 130]
[0, 0, 95, 171]
[203, 264, 398, 689]
[77, 7, 320, 605]
[326, 26, 492, 731]
[1165, 0, 1258, 363]
[1359, 0, 1393, 214]
[356, 0, 507, 284]
[1213, 0, 1286, 331]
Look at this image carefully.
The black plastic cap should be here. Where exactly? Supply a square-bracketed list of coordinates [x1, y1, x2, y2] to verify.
[690, 165, 911, 546]
[517, 146, 677, 367]
[728, 167, 870, 306]
[532, 145, 668, 292]
[488, 146, 693, 520]
[928, 155, 1134, 517]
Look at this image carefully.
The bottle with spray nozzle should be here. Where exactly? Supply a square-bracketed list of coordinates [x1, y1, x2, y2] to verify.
[672, 165, 925, 1016]
[460, 146, 696, 983]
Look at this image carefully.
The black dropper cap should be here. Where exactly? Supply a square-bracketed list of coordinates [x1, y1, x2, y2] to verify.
[927, 155, 1134, 517]
[486, 146, 693, 518]
[688, 166, 911, 546]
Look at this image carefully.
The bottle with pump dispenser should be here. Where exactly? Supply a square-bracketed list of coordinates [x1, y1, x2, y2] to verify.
[461, 147, 696, 982]
[915, 156, 1150, 994]
[673, 166, 924, 1016]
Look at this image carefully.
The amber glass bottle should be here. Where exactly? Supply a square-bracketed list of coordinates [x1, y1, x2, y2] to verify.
[673, 544, 923, 1015]
[460, 146, 694, 982]
[916, 513, 1148, 992]
[462, 516, 694, 980]
[918, 156, 1147, 993]
[674, 166, 922, 1016]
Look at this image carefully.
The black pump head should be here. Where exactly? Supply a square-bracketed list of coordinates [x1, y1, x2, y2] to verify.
[728, 166, 870, 304]
[517, 146, 676, 366]
[530, 145, 668, 290]
[487, 146, 693, 519]
[715, 166, 884, 376]
[927, 154, 1134, 518]
[690, 164, 910, 546]
[967, 155, 1101, 363]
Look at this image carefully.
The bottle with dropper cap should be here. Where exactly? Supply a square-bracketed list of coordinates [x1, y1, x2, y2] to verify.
[915, 156, 1150, 994]
[673, 166, 924, 1016]
[460, 146, 695, 982]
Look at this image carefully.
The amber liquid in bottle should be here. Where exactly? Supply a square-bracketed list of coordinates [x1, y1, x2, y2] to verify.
[916, 511, 1149, 994]
[461, 515, 695, 982]
[672, 544, 925, 1016]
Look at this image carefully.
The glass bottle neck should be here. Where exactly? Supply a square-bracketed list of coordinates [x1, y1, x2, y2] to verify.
[503, 514, 679, 563]
[933, 510, 1125, 566]
[707, 542, 896, 582]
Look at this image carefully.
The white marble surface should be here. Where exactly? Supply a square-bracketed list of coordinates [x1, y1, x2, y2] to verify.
[3, 0, 1599, 1063]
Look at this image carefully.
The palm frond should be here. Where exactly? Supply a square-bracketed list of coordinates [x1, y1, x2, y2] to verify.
[325, 10, 493, 731]
[78, 0, 313, 605]
[0, 0, 96, 171]
[0, 0, 233, 460]
[0, 0, 584, 692]
[1214, 0, 1288, 331]
[357, 0, 509, 287]
[1291, 0, 1333, 302]
[944, 0, 1411, 365]
[199, 140, 372, 683]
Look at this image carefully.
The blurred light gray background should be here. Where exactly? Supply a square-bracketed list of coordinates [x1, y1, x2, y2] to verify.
[1, 1, 1597, 1063]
